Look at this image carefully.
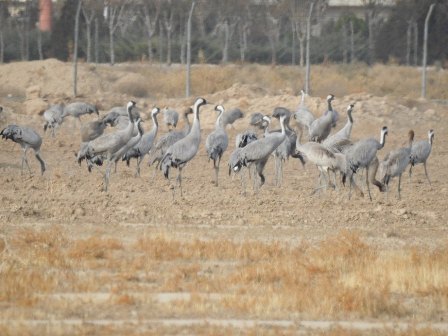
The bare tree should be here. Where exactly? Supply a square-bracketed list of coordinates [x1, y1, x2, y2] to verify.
[421, 3, 435, 99]
[0, 2, 6, 63]
[186, 1, 195, 97]
[162, 1, 174, 66]
[142, 0, 161, 63]
[265, 11, 280, 65]
[305, 1, 314, 94]
[73, 0, 83, 97]
[82, 0, 101, 63]
[105, 0, 127, 66]
[342, 23, 348, 64]
[350, 20, 356, 63]
[363, 0, 382, 65]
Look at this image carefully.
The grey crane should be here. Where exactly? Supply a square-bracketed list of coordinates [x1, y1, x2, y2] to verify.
[308, 94, 338, 143]
[163, 107, 179, 131]
[1, 124, 46, 175]
[234, 113, 269, 148]
[62, 102, 99, 126]
[271, 107, 305, 186]
[206, 105, 229, 186]
[81, 101, 137, 191]
[122, 107, 161, 177]
[231, 114, 287, 192]
[111, 118, 144, 172]
[345, 126, 388, 200]
[295, 134, 347, 194]
[43, 104, 65, 137]
[148, 107, 194, 169]
[80, 118, 110, 143]
[381, 130, 414, 199]
[221, 107, 244, 129]
[160, 98, 207, 197]
[293, 89, 314, 141]
[409, 129, 434, 186]
[323, 103, 355, 148]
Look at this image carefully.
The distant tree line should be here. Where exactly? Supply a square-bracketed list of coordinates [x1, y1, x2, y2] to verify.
[0, 0, 446, 67]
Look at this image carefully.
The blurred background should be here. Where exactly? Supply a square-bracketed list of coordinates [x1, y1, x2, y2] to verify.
[0, 0, 446, 67]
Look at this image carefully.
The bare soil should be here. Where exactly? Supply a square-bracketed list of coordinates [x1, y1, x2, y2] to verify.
[0, 60, 447, 335]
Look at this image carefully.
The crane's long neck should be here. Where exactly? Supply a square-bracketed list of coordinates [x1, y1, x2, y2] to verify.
[429, 133, 434, 146]
[215, 109, 224, 129]
[125, 106, 135, 139]
[347, 109, 353, 124]
[182, 113, 191, 134]
[280, 117, 286, 136]
[189, 104, 201, 142]
[378, 131, 387, 149]
[327, 98, 333, 112]
[151, 113, 158, 133]
[300, 90, 305, 106]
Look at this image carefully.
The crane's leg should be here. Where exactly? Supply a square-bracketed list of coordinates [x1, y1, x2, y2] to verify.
[21, 147, 32, 175]
[365, 166, 372, 201]
[332, 170, 338, 191]
[114, 160, 118, 173]
[408, 165, 413, 183]
[135, 156, 143, 178]
[397, 174, 402, 200]
[35, 151, 46, 175]
[348, 174, 353, 200]
[177, 167, 183, 197]
[278, 159, 283, 187]
[104, 160, 113, 192]
[423, 162, 432, 187]
[214, 156, 221, 187]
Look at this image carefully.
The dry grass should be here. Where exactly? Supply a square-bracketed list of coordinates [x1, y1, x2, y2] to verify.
[1, 227, 447, 333]
[108, 63, 448, 99]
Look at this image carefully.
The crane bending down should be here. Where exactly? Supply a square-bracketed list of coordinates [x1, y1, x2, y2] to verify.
[1, 125, 46, 175]
[160, 98, 207, 197]
[221, 107, 244, 129]
[43, 104, 65, 137]
[123, 107, 161, 177]
[163, 107, 179, 131]
[345, 126, 388, 200]
[206, 105, 229, 186]
[232, 114, 287, 192]
[409, 129, 434, 186]
[81, 101, 137, 191]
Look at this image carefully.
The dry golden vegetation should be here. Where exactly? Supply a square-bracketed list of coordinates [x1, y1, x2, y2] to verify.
[1, 228, 447, 334]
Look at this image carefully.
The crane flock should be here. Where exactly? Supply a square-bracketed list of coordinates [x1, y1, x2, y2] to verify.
[0, 94, 436, 200]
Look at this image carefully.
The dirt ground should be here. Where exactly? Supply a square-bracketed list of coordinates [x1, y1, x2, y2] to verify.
[0, 60, 447, 335]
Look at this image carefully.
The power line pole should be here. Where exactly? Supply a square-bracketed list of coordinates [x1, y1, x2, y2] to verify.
[186, 1, 196, 98]
[421, 3, 435, 99]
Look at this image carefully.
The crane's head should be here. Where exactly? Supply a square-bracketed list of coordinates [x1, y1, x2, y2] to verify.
[151, 107, 160, 116]
[262, 115, 271, 124]
[214, 105, 225, 114]
[428, 129, 435, 138]
[408, 130, 415, 141]
[347, 103, 355, 111]
[326, 94, 335, 102]
[194, 97, 207, 109]
[381, 126, 388, 136]
[272, 107, 291, 119]
[127, 101, 137, 110]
